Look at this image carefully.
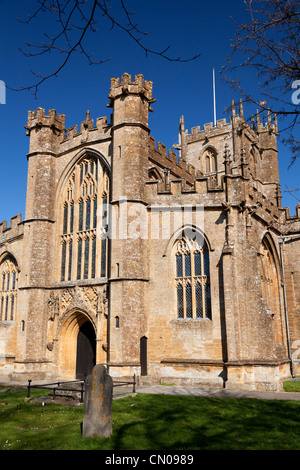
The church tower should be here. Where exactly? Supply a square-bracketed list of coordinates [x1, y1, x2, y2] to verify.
[107, 73, 156, 376]
[14, 109, 65, 377]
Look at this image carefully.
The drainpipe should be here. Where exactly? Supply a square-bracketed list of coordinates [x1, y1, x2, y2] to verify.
[278, 235, 298, 378]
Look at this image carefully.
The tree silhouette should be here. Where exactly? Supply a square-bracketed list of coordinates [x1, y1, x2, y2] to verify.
[222, 0, 300, 164]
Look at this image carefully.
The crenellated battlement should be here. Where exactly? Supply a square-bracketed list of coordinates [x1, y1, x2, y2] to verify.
[0, 214, 23, 243]
[185, 118, 231, 143]
[26, 107, 66, 132]
[184, 100, 278, 146]
[148, 135, 201, 185]
[281, 204, 300, 221]
[62, 112, 110, 145]
[26, 107, 111, 148]
[108, 72, 156, 106]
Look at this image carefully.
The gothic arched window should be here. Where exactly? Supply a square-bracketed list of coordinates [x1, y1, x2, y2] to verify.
[0, 255, 18, 321]
[60, 156, 109, 281]
[205, 149, 217, 174]
[175, 231, 211, 319]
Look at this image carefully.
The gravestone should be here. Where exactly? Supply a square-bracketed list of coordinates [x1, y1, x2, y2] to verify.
[82, 364, 113, 438]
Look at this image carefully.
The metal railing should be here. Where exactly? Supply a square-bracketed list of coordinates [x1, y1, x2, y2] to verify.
[26, 374, 136, 403]
[26, 379, 86, 403]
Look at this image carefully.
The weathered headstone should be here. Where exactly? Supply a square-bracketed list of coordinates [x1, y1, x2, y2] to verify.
[82, 364, 113, 438]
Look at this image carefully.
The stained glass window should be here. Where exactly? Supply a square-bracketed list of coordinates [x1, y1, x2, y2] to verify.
[77, 238, 82, 280]
[175, 231, 211, 319]
[61, 242, 66, 281]
[63, 204, 68, 234]
[185, 284, 193, 318]
[68, 241, 73, 281]
[184, 253, 191, 277]
[176, 254, 183, 278]
[10, 295, 14, 321]
[79, 200, 84, 232]
[86, 198, 91, 230]
[195, 283, 203, 318]
[70, 203, 74, 233]
[93, 197, 97, 229]
[84, 238, 90, 279]
[5, 296, 8, 321]
[101, 237, 107, 278]
[177, 284, 184, 318]
[91, 237, 96, 278]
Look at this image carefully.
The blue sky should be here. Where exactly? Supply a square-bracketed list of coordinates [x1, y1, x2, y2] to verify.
[0, 0, 299, 224]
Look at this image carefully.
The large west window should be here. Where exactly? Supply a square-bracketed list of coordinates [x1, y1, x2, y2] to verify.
[0, 255, 18, 322]
[175, 231, 211, 319]
[60, 156, 109, 281]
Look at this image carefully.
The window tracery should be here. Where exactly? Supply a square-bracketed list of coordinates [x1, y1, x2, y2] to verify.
[175, 231, 211, 319]
[60, 156, 109, 281]
[0, 256, 18, 321]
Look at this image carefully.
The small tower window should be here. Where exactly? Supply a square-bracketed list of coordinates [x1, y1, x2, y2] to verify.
[204, 149, 217, 174]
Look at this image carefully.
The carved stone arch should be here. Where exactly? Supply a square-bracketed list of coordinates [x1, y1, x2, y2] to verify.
[55, 147, 111, 212]
[163, 224, 214, 258]
[58, 306, 97, 333]
[58, 307, 97, 378]
[259, 232, 284, 344]
[260, 231, 282, 279]
[0, 251, 20, 270]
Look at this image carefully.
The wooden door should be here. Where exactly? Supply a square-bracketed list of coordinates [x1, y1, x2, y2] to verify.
[76, 321, 96, 379]
[140, 336, 147, 376]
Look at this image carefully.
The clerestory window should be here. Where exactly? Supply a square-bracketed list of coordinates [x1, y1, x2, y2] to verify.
[175, 231, 211, 319]
[0, 256, 18, 321]
[60, 156, 109, 281]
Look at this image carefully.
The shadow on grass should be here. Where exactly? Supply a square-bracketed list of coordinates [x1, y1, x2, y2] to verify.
[1, 390, 300, 450]
[110, 394, 300, 450]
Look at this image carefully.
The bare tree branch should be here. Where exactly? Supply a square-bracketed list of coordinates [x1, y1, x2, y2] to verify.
[9, 0, 200, 98]
[221, 0, 300, 162]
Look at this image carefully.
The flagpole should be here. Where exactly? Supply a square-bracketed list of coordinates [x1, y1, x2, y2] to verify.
[213, 68, 216, 127]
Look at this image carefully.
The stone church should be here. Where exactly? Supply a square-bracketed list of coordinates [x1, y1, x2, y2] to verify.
[0, 73, 299, 391]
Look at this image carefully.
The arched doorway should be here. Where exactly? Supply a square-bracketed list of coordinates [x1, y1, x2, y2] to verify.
[59, 311, 97, 379]
[76, 321, 96, 379]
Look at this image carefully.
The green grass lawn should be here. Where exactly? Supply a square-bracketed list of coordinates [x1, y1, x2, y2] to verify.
[0, 388, 300, 450]
[283, 381, 300, 393]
